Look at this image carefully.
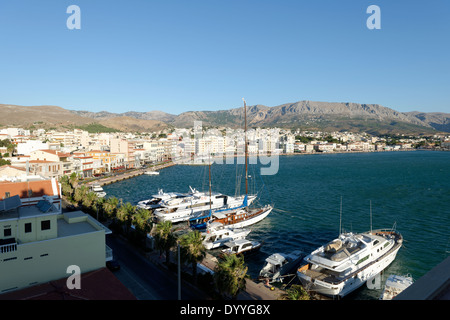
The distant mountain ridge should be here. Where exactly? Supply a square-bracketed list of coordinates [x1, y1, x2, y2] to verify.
[71, 100, 449, 134]
[2, 101, 449, 134]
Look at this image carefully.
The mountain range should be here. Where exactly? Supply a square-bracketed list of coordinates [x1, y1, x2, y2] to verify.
[1, 101, 449, 135]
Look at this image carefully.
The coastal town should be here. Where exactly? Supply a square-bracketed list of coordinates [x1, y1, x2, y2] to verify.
[1, 125, 449, 180]
[1, 124, 450, 302]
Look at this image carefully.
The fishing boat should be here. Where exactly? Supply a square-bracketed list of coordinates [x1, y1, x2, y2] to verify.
[379, 274, 414, 300]
[90, 184, 106, 198]
[297, 228, 403, 298]
[189, 99, 272, 229]
[221, 239, 262, 256]
[201, 222, 251, 250]
[259, 250, 304, 282]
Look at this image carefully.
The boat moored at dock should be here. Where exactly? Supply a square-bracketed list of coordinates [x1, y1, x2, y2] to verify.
[297, 228, 403, 298]
[259, 250, 304, 282]
[201, 222, 251, 250]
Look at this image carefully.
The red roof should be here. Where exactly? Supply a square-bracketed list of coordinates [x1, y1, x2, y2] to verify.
[0, 268, 136, 300]
[0, 179, 60, 198]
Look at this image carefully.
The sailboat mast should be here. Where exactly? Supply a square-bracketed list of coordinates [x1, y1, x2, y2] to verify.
[243, 98, 248, 196]
[209, 153, 212, 213]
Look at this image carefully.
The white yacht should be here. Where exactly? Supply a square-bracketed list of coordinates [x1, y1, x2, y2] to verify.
[144, 170, 159, 175]
[201, 222, 251, 250]
[297, 228, 403, 298]
[259, 250, 304, 282]
[153, 191, 256, 223]
[221, 238, 262, 256]
[379, 274, 414, 300]
[137, 189, 189, 210]
[91, 184, 106, 198]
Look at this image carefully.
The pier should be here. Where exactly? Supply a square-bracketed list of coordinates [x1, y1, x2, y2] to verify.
[85, 161, 175, 187]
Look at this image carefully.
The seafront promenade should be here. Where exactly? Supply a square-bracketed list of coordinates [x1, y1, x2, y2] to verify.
[84, 161, 176, 187]
[73, 161, 286, 300]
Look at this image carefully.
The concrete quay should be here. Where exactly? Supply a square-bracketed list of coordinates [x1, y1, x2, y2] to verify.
[85, 161, 175, 187]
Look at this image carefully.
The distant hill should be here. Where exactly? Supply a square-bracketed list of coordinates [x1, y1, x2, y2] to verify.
[2, 101, 449, 134]
[0, 104, 168, 133]
[405, 111, 450, 133]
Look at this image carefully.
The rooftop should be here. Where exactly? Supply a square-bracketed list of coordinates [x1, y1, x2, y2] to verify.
[0, 267, 136, 300]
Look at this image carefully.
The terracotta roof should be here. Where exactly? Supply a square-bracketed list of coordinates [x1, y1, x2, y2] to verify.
[0, 179, 60, 198]
[0, 268, 136, 300]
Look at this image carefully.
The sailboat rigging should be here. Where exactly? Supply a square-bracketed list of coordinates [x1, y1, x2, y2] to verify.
[189, 99, 273, 229]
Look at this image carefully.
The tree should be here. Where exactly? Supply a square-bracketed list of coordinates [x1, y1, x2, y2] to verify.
[179, 231, 206, 284]
[73, 185, 88, 204]
[82, 191, 98, 209]
[281, 284, 310, 300]
[103, 196, 119, 219]
[153, 221, 177, 265]
[133, 207, 152, 235]
[60, 175, 73, 199]
[214, 254, 248, 299]
[69, 172, 79, 189]
[116, 201, 135, 233]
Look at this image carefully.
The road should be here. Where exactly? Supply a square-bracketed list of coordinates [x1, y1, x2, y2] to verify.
[106, 235, 209, 300]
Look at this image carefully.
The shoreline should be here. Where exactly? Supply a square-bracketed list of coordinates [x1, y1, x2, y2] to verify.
[83, 148, 444, 186]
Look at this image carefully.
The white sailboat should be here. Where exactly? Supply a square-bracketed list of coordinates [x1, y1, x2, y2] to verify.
[189, 98, 273, 229]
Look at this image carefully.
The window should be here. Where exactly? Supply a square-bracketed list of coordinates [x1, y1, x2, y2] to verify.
[41, 220, 51, 231]
[4, 228, 12, 237]
[25, 223, 32, 233]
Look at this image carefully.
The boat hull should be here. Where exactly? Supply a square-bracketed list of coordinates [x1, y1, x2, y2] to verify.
[297, 231, 402, 298]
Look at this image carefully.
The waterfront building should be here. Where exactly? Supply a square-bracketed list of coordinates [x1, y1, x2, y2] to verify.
[0, 178, 112, 294]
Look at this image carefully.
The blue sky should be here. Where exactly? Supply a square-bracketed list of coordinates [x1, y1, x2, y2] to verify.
[0, 0, 449, 115]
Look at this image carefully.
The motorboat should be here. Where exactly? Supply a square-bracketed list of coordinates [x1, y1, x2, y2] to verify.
[221, 239, 262, 255]
[153, 191, 256, 223]
[297, 228, 403, 298]
[137, 189, 189, 210]
[144, 170, 159, 175]
[201, 222, 251, 250]
[379, 274, 414, 300]
[259, 250, 304, 282]
[90, 184, 106, 198]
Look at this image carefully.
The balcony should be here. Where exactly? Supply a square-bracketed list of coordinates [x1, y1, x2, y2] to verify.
[0, 238, 17, 254]
[105, 245, 113, 261]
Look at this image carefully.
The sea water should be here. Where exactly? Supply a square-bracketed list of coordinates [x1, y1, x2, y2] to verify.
[103, 150, 450, 300]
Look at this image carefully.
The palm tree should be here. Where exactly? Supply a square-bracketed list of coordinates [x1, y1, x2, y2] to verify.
[69, 172, 79, 189]
[214, 254, 248, 299]
[103, 196, 119, 219]
[179, 231, 206, 284]
[82, 191, 98, 209]
[116, 201, 135, 234]
[133, 208, 152, 236]
[60, 175, 74, 200]
[153, 221, 177, 265]
[73, 185, 88, 205]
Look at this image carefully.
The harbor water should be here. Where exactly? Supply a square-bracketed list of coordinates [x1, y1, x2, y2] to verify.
[103, 151, 450, 300]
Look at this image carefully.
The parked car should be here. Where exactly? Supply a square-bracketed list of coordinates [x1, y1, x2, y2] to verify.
[106, 260, 120, 271]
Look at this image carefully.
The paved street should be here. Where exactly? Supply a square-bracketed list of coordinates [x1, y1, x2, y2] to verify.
[106, 235, 209, 300]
